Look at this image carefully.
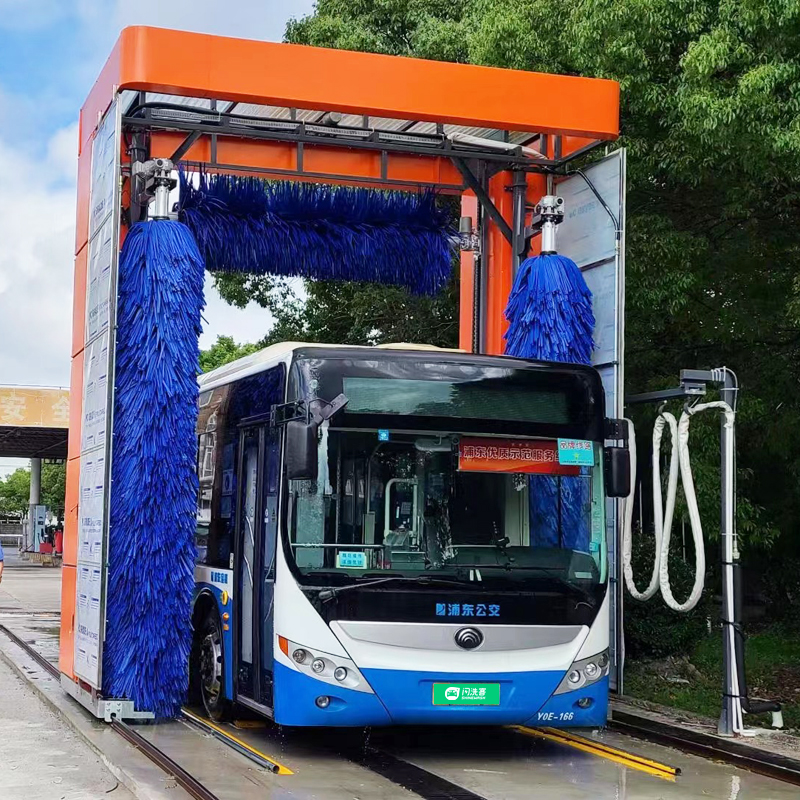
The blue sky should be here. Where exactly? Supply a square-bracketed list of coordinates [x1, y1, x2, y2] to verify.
[0, 1, 316, 152]
[0, 0, 314, 474]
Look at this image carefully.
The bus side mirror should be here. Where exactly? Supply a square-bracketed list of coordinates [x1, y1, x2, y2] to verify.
[604, 446, 630, 498]
[285, 420, 318, 481]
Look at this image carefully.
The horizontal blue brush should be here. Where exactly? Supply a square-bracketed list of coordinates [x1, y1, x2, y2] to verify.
[178, 172, 454, 294]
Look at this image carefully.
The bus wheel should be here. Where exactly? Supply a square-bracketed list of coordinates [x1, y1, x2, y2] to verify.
[199, 613, 231, 722]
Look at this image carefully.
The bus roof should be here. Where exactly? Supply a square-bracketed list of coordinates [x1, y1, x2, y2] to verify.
[198, 342, 466, 392]
[197, 340, 604, 400]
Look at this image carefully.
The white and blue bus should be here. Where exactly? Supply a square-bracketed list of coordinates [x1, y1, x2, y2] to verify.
[190, 343, 628, 727]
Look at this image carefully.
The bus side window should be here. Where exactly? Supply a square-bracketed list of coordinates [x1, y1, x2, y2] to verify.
[196, 431, 215, 564]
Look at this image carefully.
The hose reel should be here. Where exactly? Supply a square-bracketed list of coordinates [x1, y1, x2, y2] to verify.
[623, 368, 781, 735]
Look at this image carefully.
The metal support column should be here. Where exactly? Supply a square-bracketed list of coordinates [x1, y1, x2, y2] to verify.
[511, 170, 529, 277]
[451, 158, 513, 245]
[27, 457, 41, 553]
[718, 369, 737, 737]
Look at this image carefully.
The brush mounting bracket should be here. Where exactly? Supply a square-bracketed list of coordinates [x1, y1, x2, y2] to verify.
[526, 194, 565, 254]
[131, 158, 177, 220]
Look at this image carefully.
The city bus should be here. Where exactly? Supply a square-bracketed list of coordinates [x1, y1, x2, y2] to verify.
[189, 343, 628, 727]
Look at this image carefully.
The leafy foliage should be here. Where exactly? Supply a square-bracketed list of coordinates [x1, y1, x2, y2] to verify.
[211, 272, 460, 351]
[624, 531, 711, 659]
[0, 463, 66, 516]
[197, 2, 800, 556]
[199, 335, 263, 373]
[0, 469, 31, 515]
[42, 463, 66, 517]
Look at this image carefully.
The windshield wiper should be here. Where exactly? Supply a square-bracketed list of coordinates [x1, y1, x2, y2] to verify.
[451, 563, 595, 600]
[317, 575, 472, 602]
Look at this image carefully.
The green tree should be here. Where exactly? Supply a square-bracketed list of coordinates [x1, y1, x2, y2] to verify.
[212, 274, 460, 350]
[199, 335, 264, 372]
[0, 469, 31, 515]
[207, 1, 800, 551]
[0, 463, 66, 517]
[42, 463, 66, 517]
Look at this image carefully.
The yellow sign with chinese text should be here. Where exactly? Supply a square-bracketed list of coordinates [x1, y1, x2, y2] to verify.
[0, 387, 70, 428]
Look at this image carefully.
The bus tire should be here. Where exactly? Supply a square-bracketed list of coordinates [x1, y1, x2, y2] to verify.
[198, 611, 231, 722]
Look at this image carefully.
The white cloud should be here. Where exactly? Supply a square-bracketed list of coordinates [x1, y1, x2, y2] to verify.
[0, 124, 77, 386]
[45, 125, 79, 184]
[0, 119, 277, 388]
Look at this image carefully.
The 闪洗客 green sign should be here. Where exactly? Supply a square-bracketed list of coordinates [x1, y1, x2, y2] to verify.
[432, 683, 500, 705]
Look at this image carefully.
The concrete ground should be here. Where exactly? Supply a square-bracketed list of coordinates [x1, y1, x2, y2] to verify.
[0, 550, 62, 613]
[0, 553, 134, 800]
[1, 550, 799, 799]
[0, 653, 135, 800]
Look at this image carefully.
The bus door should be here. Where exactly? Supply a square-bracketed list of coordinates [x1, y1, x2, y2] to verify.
[259, 426, 280, 707]
[235, 423, 278, 709]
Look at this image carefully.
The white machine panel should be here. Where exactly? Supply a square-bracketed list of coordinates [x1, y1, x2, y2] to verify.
[74, 99, 121, 689]
[557, 150, 626, 691]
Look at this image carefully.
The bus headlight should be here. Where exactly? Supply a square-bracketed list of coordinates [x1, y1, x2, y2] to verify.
[555, 650, 610, 695]
[279, 636, 373, 694]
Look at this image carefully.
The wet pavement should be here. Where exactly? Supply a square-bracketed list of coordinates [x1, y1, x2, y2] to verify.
[1, 554, 798, 799]
[166, 717, 796, 800]
[0, 632, 134, 800]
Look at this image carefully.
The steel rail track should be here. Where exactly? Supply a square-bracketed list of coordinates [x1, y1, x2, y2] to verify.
[610, 711, 800, 788]
[0, 623, 221, 800]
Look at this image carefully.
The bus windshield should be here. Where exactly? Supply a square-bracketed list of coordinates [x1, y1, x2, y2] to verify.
[286, 428, 606, 594]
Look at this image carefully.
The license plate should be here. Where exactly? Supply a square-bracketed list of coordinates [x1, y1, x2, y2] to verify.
[432, 683, 500, 706]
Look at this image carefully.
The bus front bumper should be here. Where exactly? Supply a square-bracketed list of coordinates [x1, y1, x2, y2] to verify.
[273, 662, 608, 727]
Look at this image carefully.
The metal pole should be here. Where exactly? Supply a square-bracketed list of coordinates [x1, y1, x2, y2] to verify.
[511, 170, 528, 277]
[27, 457, 41, 553]
[718, 369, 737, 736]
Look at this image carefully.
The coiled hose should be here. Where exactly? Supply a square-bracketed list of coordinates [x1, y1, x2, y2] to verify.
[622, 401, 734, 613]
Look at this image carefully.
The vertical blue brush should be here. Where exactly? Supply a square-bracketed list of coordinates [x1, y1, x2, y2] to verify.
[103, 165, 205, 718]
[504, 195, 595, 553]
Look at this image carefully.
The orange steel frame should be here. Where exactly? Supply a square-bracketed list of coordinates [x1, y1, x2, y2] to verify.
[62, 26, 619, 682]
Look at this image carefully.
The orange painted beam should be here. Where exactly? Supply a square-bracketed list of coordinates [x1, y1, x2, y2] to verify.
[63, 458, 80, 568]
[84, 27, 619, 149]
[149, 132, 464, 191]
[72, 248, 87, 358]
[481, 171, 546, 356]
